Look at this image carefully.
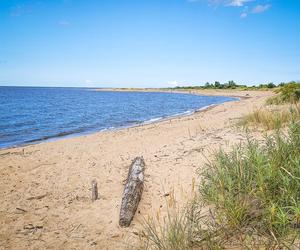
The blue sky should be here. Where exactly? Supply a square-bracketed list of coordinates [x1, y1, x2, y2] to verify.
[0, 0, 300, 87]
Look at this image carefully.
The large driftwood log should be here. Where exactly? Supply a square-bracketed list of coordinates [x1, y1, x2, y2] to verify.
[119, 157, 145, 227]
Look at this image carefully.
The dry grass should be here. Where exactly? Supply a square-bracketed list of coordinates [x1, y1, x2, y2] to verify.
[239, 103, 300, 130]
[137, 194, 225, 250]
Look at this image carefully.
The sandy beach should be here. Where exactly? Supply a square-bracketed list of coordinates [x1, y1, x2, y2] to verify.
[0, 90, 274, 249]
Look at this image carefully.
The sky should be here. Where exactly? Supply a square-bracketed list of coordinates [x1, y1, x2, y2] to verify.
[0, 0, 300, 88]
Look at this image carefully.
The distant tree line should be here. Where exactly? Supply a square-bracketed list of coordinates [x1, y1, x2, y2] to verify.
[172, 81, 299, 90]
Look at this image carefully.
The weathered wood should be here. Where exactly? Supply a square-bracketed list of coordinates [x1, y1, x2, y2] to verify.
[119, 157, 145, 227]
[91, 179, 98, 201]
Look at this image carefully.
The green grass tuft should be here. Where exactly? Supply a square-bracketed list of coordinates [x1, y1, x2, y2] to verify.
[200, 122, 300, 247]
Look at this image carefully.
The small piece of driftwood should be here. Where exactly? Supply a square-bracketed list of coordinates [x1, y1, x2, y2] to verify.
[26, 193, 48, 201]
[91, 179, 98, 201]
[119, 157, 145, 227]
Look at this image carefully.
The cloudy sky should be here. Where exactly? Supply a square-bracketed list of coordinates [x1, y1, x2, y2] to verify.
[0, 0, 299, 87]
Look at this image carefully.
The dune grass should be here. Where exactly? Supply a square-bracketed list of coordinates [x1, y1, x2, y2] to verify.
[239, 102, 300, 130]
[240, 83, 300, 130]
[200, 122, 300, 248]
[139, 199, 202, 250]
[266, 82, 300, 105]
[138, 194, 223, 250]
[139, 123, 300, 249]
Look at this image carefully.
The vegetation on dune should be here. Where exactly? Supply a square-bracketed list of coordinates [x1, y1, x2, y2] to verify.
[170, 81, 299, 91]
[239, 103, 300, 130]
[200, 123, 300, 248]
[267, 82, 300, 104]
[139, 123, 300, 249]
[138, 194, 207, 250]
[239, 82, 300, 130]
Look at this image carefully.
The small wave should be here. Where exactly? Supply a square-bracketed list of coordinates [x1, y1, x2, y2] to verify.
[142, 117, 163, 124]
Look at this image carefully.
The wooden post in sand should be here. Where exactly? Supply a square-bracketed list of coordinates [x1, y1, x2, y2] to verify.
[119, 157, 145, 227]
[91, 179, 98, 201]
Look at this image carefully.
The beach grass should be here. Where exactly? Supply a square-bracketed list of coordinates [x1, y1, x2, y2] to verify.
[200, 122, 300, 247]
[139, 122, 300, 249]
[239, 83, 300, 130]
[239, 102, 300, 130]
[266, 82, 300, 105]
[138, 193, 222, 250]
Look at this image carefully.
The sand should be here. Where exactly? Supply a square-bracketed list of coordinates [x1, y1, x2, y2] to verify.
[0, 90, 273, 249]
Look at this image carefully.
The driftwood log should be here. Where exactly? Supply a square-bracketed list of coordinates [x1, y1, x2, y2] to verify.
[119, 157, 145, 227]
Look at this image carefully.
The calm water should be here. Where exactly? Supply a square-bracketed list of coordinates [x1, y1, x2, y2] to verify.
[0, 87, 236, 148]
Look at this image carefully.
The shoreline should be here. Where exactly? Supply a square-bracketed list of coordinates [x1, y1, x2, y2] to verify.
[0, 90, 239, 151]
[91, 87, 252, 99]
[0, 89, 274, 249]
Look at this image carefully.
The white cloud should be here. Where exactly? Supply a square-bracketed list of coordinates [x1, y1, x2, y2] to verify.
[227, 0, 254, 7]
[252, 4, 271, 13]
[190, 0, 255, 7]
[187, 0, 271, 17]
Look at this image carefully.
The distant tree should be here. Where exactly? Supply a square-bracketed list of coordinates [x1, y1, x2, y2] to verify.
[267, 82, 276, 88]
[214, 81, 221, 89]
[228, 80, 237, 89]
[279, 82, 286, 87]
[205, 82, 213, 88]
[259, 84, 267, 88]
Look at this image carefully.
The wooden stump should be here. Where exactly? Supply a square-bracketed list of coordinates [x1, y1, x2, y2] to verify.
[91, 179, 98, 201]
[119, 157, 145, 227]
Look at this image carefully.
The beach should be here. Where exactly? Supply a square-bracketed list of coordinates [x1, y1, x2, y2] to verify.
[0, 90, 273, 249]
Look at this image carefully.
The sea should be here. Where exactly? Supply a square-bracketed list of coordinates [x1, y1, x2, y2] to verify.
[0, 87, 237, 148]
